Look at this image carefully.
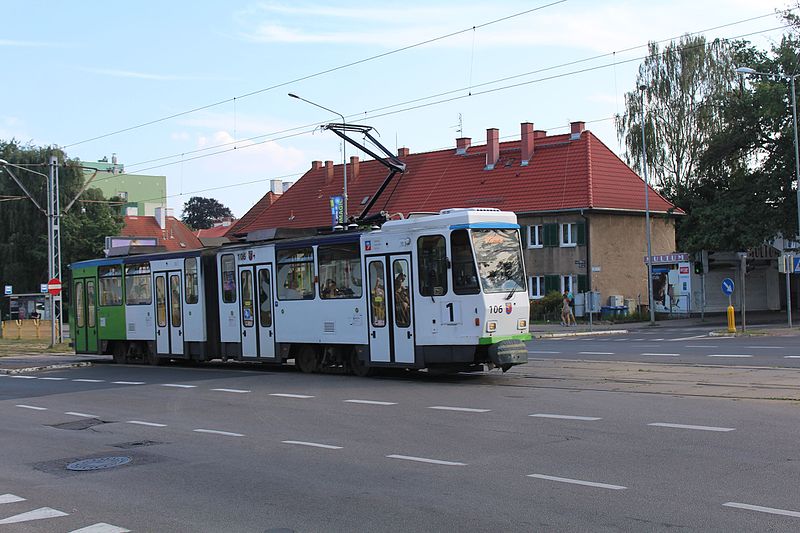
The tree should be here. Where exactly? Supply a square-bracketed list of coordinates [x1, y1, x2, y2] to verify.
[181, 196, 233, 230]
[615, 34, 738, 200]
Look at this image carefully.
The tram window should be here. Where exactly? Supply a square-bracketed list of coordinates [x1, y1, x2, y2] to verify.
[472, 228, 526, 294]
[185, 258, 199, 304]
[318, 242, 362, 299]
[98, 265, 123, 306]
[240, 270, 254, 327]
[170, 275, 182, 327]
[277, 247, 314, 300]
[393, 260, 411, 328]
[369, 262, 386, 327]
[221, 254, 236, 303]
[86, 281, 96, 327]
[156, 276, 167, 327]
[125, 263, 152, 305]
[75, 281, 84, 328]
[451, 229, 480, 295]
[417, 235, 448, 296]
[258, 269, 272, 327]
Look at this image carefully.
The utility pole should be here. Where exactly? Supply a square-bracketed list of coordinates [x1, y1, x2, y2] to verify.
[48, 156, 63, 345]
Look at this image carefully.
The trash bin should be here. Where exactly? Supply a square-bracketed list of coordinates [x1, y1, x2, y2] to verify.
[600, 306, 614, 320]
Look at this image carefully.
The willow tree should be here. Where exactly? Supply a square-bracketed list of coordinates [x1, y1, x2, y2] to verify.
[615, 34, 738, 200]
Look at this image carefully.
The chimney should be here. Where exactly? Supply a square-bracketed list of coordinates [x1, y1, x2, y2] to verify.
[282, 181, 292, 193]
[485, 128, 499, 170]
[271, 179, 283, 194]
[154, 206, 167, 229]
[324, 160, 334, 184]
[520, 122, 534, 166]
[311, 160, 322, 170]
[456, 137, 471, 155]
[349, 155, 360, 182]
[397, 147, 410, 158]
[570, 121, 585, 140]
[534, 130, 547, 139]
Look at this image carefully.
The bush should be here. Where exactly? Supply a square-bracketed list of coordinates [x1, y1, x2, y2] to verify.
[530, 291, 564, 322]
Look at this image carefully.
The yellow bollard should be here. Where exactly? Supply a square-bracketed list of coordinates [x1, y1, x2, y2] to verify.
[727, 305, 736, 333]
[15, 319, 22, 340]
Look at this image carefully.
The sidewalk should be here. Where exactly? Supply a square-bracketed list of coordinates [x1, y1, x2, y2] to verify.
[0, 353, 111, 374]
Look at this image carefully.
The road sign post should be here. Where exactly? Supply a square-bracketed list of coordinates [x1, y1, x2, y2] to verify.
[722, 277, 736, 333]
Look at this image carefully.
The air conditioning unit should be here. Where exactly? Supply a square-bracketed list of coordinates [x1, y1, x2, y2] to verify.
[608, 295, 624, 307]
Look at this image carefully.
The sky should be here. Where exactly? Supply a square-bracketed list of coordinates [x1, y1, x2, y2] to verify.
[1, 0, 795, 218]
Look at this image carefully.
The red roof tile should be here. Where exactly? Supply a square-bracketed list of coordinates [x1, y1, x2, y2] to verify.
[195, 224, 234, 238]
[226, 191, 281, 236]
[237, 128, 680, 233]
[121, 216, 204, 251]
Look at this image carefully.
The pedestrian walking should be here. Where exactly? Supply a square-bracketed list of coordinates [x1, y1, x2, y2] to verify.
[561, 291, 573, 327]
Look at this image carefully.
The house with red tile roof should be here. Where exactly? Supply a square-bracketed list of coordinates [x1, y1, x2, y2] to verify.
[231, 121, 683, 313]
[194, 217, 237, 247]
[112, 207, 203, 254]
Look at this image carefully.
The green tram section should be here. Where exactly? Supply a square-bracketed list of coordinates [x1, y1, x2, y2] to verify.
[71, 258, 127, 354]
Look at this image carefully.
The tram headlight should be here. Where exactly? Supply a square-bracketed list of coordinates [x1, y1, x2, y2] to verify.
[486, 321, 497, 332]
[517, 319, 527, 330]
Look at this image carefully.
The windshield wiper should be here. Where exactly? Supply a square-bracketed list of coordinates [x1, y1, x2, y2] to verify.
[505, 287, 516, 300]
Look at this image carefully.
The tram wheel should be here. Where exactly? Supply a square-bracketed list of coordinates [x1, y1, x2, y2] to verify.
[296, 346, 319, 374]
[349, 351, 372, 377]
[112, 342, 128, 364]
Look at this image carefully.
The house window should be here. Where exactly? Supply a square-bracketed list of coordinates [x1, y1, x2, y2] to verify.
[528, 276, 544, 299]
[527, 225, 543, 248]
[561, 275, 577, 294]
[560, 222, 586, 247]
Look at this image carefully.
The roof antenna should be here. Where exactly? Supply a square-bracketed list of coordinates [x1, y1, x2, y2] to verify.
[452, 113, 463, 136]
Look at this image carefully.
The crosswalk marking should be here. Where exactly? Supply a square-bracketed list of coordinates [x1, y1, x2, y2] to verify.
[0, 494, 25, 504]
[0, 507, 68, 524]
[70, 523, 131, 533]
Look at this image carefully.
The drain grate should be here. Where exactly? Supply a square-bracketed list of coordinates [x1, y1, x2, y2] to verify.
[66, 456, 132, 471]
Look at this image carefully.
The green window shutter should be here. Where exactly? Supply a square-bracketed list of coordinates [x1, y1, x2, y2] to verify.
[576, 222, 586, 246]
[577, 274, 588, 293]
[520, 227, 528, 248]
[544, 275, 560, 294]
[543, 224, 558, 247]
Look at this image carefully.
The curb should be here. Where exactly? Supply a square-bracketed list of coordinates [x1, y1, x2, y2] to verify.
[533, 329, 629, 339]
[0, 362, 93, 375]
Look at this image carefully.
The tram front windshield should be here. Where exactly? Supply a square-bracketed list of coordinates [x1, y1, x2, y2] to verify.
[471, 228, 525, 294]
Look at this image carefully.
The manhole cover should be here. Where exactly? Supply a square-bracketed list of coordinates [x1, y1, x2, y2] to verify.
[66, 456, 132, 471]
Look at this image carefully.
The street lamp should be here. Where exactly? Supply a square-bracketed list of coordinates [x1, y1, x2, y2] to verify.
[736, 66, 800, 327]
[639, 85, 656, 325]
[288, 93, 347, 223]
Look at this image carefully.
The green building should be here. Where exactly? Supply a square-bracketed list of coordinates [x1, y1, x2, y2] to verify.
[81, 154, 166, 216]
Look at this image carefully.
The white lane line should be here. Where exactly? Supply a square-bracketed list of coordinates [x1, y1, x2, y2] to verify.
[72, 379, 104, 383]
[10, 375, 38, 379]
[16, 404, 48, 411]
[282, 440, 343, 450]
[65, 412, 99, 418]
[211, 388, 250, 394]
[38, 377, 67, 381]
[707, 354, 753, 358]
[671, 335, 707, 341]
[723, 502, 800, 518]
[685, 345, 718, 348]
[747, 346, 784, 349]
[784, 356, 800, 359]
[529, 414, 602, 421]
[193, 429, 245, 437]
[633, 338, 646, 341]
[527, 474, 626, 490]
[579, 352, 614, 355]
[652, 338, 665, 341]
[270, 393, 315, 399]
[0, 494, 25, 504]
[641, 353, 680, 357]
[428, 406, 491, 413]
[126, 420, 167, 427]
[344, 399, 398, 406]
[386, 454, 466, 466]
[648, 422, 735, 432]
[0, 507, 69, 524]
[111, 381, 145, 385]
[70, 523, 131, 533]
[161, 383, 197, 388]
[528, 350, 562, 354]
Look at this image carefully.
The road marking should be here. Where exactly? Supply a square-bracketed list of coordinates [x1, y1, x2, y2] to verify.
[270, 393, 315, 399]
[193, 429, 245, 437]
[529, 414, 602, 421]
[16, 404, 47, 411]
[211, 388, 250, 394]
[10, 375, 38, 379]
[579, 352, 614, 355]
[428, 406, 491, 413]
[747, 346, 784, 349]
[707, 354, 753, 358]
[723, 502, 800, 518]
[653, 338, 665, 341]
[686, 345, 718, 348]
[282, 440, 342, 450]
[648, 422, 735, 432]
[38, 377, 67, 381]
[126, 420, 167, 427]
[70, 523, 131, 533]
[784, 356, 800, 359]
[344, 399, 398, 406]
[641, 353, 680, 357]
[527, 474, 626, 490]
[633, 338, 646, 341]
[65, 412, 99, 418]
[161, 383, 197, 388]
[0, 507, 69, 524]
[671, 335, 707, 341]
[72, 379, 104, 383]
[0, 494, 25, 504]
[111, 381, 145, 385]
[386, 454, 466, 466]
[527, 350, 562, 354]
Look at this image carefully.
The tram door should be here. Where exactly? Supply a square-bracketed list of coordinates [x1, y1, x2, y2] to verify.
[366, 255, 414, 364]
[73, 278, 98, 354]
[155, 271, 184, 355]
[239, 265, 276, 359]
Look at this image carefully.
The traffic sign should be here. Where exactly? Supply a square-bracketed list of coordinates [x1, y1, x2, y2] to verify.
[3, 285, 11, 296]
[794, 257, 800, 273]
[47, 277, 62, 296]
[721, 278, 735, 296]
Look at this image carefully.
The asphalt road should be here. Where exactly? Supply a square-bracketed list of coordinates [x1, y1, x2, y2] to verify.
[2, 358, 800, 532]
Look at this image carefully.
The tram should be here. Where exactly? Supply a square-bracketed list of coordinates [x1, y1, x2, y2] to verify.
[69, 208, 530, 375]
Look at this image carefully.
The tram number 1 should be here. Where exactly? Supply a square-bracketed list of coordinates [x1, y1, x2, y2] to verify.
[442, 301, 461, 325]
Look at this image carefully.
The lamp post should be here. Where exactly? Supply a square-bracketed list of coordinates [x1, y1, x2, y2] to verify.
[639, 85, 656, 325]
[737, 66, 800, 326]
[288, 93, 347, 224]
